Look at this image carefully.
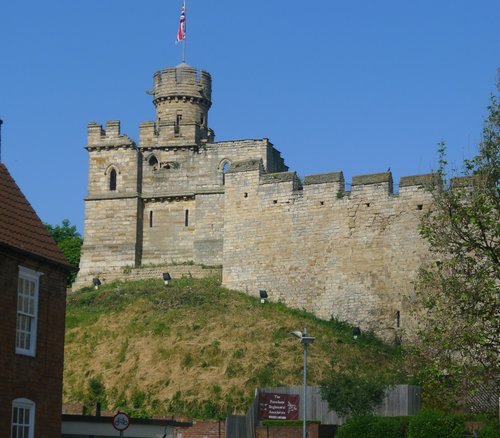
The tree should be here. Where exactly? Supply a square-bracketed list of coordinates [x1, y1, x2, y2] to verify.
[320, 368, 388, 417]
[45, 219, 82, 285]
[413, 84, 499, 408]
[83, 376, 107, 414]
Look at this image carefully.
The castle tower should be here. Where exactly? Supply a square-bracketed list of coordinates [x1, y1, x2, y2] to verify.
[141, 63, 214, 147]
[75, 62, 288, 288]
[76, 121, 143, 285]
[137, 63, 215, 266]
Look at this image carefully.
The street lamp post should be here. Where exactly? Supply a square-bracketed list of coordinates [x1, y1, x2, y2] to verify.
[291, 327, 315, 438]
[0, 118, 3, 162]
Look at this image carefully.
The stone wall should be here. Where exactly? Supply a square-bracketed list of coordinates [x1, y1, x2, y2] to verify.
[76, 63, 436, 341]
[73, 264, 221, 290]
[223, 161, 433, 341]
[194, 192, 225, 265]
[142, 197, 196, 264]
[77, 196, 142, 284]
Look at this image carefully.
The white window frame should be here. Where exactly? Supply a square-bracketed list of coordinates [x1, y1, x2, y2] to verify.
[15, 266, 41, 357]
[11, 398, 35, 438]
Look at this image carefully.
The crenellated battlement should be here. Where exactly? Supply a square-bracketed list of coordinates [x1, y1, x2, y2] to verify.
[150, 64, 213, 145]
[227, 166, 434, 201]
[139, 120, 213, 148]
[153, 64, 212, 105]
[351, 172, 393, 196]
[304, 172, 344, 186]
[86, 121, 135, 149]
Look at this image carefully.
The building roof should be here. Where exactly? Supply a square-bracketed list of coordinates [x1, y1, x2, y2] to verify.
[0, 163, 70, 269]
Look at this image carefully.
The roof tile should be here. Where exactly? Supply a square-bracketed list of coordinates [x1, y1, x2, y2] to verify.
[0, 163, 70, 268]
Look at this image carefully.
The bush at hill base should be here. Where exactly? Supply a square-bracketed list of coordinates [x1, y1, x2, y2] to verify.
[478, 421, 500, 438]
[407, 409, 464, 438]
[336, 415, 408, 438]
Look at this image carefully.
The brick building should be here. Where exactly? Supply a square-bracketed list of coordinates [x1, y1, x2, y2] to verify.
[0, 163, 71, 437]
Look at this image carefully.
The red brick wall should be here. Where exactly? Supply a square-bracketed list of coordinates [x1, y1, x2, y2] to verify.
[0, 250, 68, 438]
[174, 420, 226, 438]
[256, 424, 320, 438]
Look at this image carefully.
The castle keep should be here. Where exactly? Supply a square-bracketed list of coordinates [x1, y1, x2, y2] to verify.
[76, 62, 433, 341]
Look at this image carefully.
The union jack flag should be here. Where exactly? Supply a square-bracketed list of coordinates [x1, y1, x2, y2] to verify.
[176, 1, 186, 43]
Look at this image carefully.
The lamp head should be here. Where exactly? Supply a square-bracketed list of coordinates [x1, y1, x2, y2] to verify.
[291, 329, 315, 344]
[92, 277, 101, 289]
[259, 289, 268, 304]
[162, 272, 171, 285]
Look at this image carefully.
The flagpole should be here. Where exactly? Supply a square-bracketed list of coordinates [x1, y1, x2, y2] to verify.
[182, 0, 186, 63]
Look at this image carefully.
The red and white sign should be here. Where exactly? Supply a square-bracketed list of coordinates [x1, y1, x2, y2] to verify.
[112, 412, 130, 431]
[258, 392, 299, 420]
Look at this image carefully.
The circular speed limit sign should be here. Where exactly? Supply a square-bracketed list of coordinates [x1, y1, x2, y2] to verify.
[112, 412, 130, 432]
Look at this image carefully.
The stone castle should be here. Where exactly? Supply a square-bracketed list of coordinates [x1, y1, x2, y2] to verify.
[76, 62, 434, 341]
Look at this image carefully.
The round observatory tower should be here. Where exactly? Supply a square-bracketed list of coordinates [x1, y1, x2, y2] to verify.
[152, 63, 213, 144]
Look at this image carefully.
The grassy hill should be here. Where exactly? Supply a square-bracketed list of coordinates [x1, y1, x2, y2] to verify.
[64, 276, 407, 419]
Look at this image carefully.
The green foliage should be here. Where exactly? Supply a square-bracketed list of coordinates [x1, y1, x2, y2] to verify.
[413, 86, 499, 408]
[182, 352, 194, 368]
[130, 388, 147, 409]
[117, 338, 128, 363]
[407, 409, 464, 438]
[225, 359, 244, 378]
[45, 219, 82, 285]
[248, 362, 277, 387]
[320, 367, 390, 417]
[166, 390, 228, 420]
[328, 317, 395, 352]
[85, 376, 107, 410]
[478, 421, 500, 438]
[232, 348, 245, 359]
[261, 420, 321, 426]
[106, 388, 151, 419]
[45, 218, 81, 243]
[200, 340, 223, 367]
[337, 416, 408, 438]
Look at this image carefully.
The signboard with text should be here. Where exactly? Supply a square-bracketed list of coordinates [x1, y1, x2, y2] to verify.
[258, 392, 299, 420]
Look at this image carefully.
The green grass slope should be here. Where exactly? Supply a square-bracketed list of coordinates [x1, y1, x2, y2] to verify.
[64, 276, 406, 419]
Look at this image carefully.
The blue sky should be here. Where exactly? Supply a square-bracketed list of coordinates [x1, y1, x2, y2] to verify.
[1, 0, 498, 233]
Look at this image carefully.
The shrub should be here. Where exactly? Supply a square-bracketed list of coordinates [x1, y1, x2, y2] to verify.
[261, 420, 321, 426]
[479, 421, 500, 438]
[320, 370, 388, 417]
[182, 352, 194, 368]
[408, 409, 464, 438]
[337, 415, 408, 438]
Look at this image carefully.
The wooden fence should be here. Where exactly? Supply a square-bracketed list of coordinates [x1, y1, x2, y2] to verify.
[225, 385, 421, 438]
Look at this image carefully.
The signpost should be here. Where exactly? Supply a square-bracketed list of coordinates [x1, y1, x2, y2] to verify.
[258, 392, 299, 420]
[112, 412, 130, 437]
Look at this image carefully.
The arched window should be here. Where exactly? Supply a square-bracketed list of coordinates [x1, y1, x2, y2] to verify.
[109, 169, 117, 191]
[221, 161, 231, 185]
[12, 398, 35, 438]
[148, 155, 158, 169]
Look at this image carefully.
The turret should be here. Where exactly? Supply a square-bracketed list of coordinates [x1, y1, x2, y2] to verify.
[143, 63, 214, 146]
